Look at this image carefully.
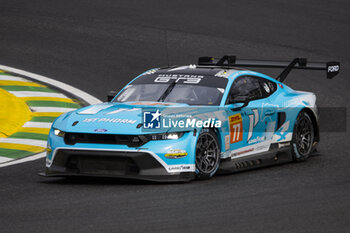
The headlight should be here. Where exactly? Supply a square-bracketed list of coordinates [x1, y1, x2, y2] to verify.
[147, 132, 185, 140]
[54, 129, 65, 137]
[166, 133, 181, 140]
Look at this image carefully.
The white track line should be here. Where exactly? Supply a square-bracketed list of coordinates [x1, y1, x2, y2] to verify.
[0, 152, 46, 168]
[22, 122, 52, 128]
[0, 75, 31, 81]
[0, 138, 47, 147]
[30, 107, 77, 113]
[9, 91, 68, 98]
[0, 157, 12, 163]
[0, 64, 102, 167]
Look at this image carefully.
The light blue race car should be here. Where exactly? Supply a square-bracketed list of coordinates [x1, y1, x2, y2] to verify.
[43, 56, 340, 182]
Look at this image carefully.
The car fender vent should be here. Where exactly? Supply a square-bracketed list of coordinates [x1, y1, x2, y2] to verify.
[277, 112, 286, 130]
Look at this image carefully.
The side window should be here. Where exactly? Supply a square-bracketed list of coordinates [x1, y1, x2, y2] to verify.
[226, 76, 263, 104]
[259, 78, 277, 97]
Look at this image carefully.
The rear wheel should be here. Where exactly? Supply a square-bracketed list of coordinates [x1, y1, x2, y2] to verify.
[195, 129, 220, 179]
[292, 110, 315, 161]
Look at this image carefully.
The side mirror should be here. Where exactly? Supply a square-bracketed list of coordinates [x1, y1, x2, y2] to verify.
[107, 90, 119, 102]
[229, 95, 251, 111]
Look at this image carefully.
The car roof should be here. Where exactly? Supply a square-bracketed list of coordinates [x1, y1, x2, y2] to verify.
[144, 65, 277, 82]
[154, 65, 242, 78]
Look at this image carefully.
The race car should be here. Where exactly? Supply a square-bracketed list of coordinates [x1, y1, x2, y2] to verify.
[42, 55, 340, 182]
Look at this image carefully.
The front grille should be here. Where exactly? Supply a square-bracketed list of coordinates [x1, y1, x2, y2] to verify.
[66, 155, 139, 175]
[64, 133, 148, 147]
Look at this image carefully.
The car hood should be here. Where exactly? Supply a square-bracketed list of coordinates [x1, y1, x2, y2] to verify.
[53, 101, 223, 135]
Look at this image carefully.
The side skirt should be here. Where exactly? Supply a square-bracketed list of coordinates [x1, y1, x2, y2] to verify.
[217, 143, 293, 174]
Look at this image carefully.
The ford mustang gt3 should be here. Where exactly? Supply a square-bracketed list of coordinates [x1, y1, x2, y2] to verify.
[42, 56, 340, 181]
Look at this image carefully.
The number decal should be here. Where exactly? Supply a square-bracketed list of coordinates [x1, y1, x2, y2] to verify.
[229, 114, 243, 144]
[247, 109, 259, 141]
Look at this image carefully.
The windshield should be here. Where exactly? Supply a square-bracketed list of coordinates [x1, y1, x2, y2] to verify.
[113, 74, 227, 106]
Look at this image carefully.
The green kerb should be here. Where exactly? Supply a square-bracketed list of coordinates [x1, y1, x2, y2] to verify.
[0, 148, 35, 159]
[30, 116, 58, 123]
[26, 100, 80, 108]
[10, 132, 48, 141]
[0, 86, 58, 92]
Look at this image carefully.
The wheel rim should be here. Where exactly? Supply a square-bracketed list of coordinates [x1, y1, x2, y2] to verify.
[196, 133, 220, 174]
[296, 116, 313, 156]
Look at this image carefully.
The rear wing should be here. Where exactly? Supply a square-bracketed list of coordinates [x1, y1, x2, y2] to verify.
[198, 55, 340, 82]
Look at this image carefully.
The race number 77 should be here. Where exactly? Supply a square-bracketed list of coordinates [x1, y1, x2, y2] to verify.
[229, 114, 243, 143]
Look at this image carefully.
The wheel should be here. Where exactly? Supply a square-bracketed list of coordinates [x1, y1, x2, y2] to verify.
[292, 110, 315, 161]
[195, 129, 220, 179]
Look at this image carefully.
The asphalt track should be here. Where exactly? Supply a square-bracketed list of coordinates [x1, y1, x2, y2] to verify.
[0, 1, 350, 232]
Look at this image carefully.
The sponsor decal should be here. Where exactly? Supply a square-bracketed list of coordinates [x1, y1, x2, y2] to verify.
[229, 113, 243, 144]
[83, 118, 137, 124]
[230, 141, 271, 158]
[154, 74, 204, 84]
[168, 165, 192, 172]
[165, 149, 188, 159]
[231, 148, 254, 157]
[225, 135, 230, 150]
[328, 65, 339, 73]
[94, 129, 107, 132]
[248, 136, 265, 144]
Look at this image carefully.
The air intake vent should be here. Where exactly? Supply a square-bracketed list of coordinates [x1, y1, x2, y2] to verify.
[64, 133, 148, 147]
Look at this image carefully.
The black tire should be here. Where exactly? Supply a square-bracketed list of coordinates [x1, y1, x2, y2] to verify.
[292, 110, 315, 162]
[195, 129, 220, 179]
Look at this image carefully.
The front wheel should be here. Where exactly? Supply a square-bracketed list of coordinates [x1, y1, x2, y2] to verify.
[292, 110, 315, 161]
[195, 129, 220, 180]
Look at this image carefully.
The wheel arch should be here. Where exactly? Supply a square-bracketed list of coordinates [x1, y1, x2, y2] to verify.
[195, 127, 224, 155]
[194, 127, 221, 179]
[209, 127, 224, 152]
[298, 107, 320, 143]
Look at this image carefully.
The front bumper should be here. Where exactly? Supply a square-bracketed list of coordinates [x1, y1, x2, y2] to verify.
[43, 148, 195, 182]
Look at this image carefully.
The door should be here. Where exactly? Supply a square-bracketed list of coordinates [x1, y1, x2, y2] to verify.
[225, 75, 277, 158]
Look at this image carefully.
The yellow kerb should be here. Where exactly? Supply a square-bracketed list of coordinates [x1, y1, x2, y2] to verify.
[0, 89, 32, 137]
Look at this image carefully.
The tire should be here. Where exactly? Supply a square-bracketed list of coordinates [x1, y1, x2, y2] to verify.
[195, 129, 220, 179]
[292, 110, 315, 162]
